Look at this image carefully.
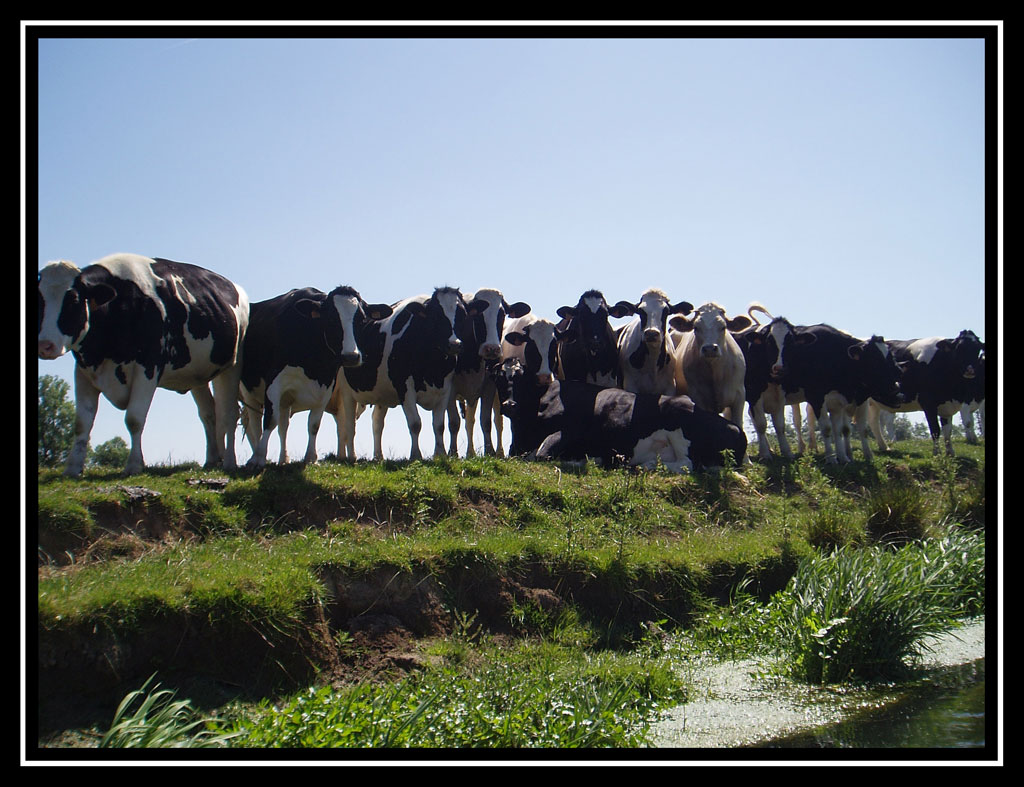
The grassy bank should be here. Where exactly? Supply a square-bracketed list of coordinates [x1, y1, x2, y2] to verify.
[34, 436, 987, 748]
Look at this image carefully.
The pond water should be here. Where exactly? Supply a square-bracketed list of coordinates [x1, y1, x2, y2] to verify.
[754, 665, 986, 749]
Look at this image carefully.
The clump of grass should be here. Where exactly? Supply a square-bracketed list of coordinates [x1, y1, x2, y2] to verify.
[100, 674, 238, 748]
[770, 526, 985, 684]
[863, 480, 931, 544]
[805, 493, 865, 551]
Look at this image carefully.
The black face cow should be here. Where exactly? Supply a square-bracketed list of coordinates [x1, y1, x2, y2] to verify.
[37, 253, 249, 476]
[446, 288, 530, 458]
[868, 330, 985, 456]
[239, 285, 392, 467]
[617, 288, 693, 396]
[555, 290, 634, 388]
[327, 287, 490, 461]
[771, 323, 904, 464]
[494, 358, 747, 472]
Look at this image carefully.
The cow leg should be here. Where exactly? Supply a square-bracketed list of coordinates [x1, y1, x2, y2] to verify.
[431, 399, 450, 460]
[769, 406, 794, 459]
[191, 383, 219, 467]
[940, 415, 955, 456]
[122, 372, 160, 475]
[814, 404, 839, 464]
[749, 400, 773, 461]
[211, 364, 242, 471]
[334, 392, 358, 461]
[961, 404, 978, 445]
[924, 408, 944, 456]
[240, 400, 262, 461]
[852, 402, 872, 461]
[373, 404, 389, 461]
[790, 404, 806, 453]
[446, 396, 461, 457]
[664, 429, 694, 472]
[303, 405, 326, 464]
[277, 406, 291, 464]
[65, 366, 101, 477]
[463, 397, 480, 458]
[252, 397, 276, 468]
[805, 404, 818, 452]
[867, 402, 891, 452]
[479, 378, 497, 457]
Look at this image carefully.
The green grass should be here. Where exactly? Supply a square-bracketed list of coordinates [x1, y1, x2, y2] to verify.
[37, 436, 987, 747]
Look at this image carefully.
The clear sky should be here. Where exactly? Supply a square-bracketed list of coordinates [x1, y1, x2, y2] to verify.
[28, 24, 997, 465]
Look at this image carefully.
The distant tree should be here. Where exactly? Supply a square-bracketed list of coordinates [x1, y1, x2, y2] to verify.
[90, 436, 129, 468]
[38, 374, 77, 467]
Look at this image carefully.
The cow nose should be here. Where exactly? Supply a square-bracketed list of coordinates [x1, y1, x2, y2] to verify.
[448, 338, 463, 355]
[536, 372, 554, 385]
[701, 344, 720, 358]
[964, 365, 976, 379]
[770, 363, 784, 378]
[643, 329, 661, 344]
[480, 343, 501, 360]
[38, 340, 60, 359]
[339, 351, 362, 368]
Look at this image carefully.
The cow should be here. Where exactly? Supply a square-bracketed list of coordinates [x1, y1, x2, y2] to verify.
[326, 287, 490, 461]
[769, 323, 904, 464]
[38, 253, 249, 477]
[616, 289, 694, 396]
[238, 285, 392, 467]
[733, 306, 809, 461]
[500, 313, 561, 457]
[445, 289, 530, 458]
[554, 290, 635, 387]
[494, 358, 747, 472]
[867, 330, 985, 456]
[670, 303, 752, 436]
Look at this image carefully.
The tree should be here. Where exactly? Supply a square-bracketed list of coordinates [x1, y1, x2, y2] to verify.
[90, 436, 129, 468]
[38, 374, 77, 467]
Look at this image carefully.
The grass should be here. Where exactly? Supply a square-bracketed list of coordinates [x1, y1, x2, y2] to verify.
[36, 435, 987, 747]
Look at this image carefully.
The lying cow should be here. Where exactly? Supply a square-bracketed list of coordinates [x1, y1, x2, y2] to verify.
[239, 285, 392, 467]
[500, 313, 560, 457]
[494, 358, 747, 472]
[38, 253, 249, 476]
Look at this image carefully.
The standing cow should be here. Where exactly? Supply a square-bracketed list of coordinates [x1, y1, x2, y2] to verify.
[500, 313, 561, 457]
[239, 285, 392, 467]
[617, 288, 693, 395]
[38, 253, 249, 476]
[554, 290, 635, 387]
[327, 287, 490, 461]
[867, 330, 985, 456]
[445, 289, 530, 457]
[670, 303, 752, 431]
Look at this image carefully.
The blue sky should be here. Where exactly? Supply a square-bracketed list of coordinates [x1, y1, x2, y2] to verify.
[29, 25, 997, 464]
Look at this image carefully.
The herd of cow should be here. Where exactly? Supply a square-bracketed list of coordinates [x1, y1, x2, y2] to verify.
[37, 253, 987, 478]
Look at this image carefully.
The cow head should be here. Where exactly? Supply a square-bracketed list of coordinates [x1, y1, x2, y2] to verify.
[465, 289, 531, 361]
[847, 335, 904, 404]
[408, 286, 480, 357]
[556, 290, 634, 357]
[295, 285, 393, 368]
[936, 329, 985, 381]
[38, 260, 115, 359]
[634, 288, 693, 349]
[669, 303, 752, 360]
[503, 317, 558, 384]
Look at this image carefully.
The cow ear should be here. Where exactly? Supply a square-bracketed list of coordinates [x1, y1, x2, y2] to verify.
[504, 330, 527, 346]
[466, 298, 491, 316]
[506, 301, 531, 319]
[609, 301, 635, 318]
[294, 298, 323, 320]
[847, 343, 864, 361]
[668, 315, 694, 332]
[365, 303, 393, 320]
[84, 282, 117, 308]
[671, 301, 694, 315]
[936, 338, 955, 353]
[793, 332, 817, 346]
[726, 314, 753, 332]
[404, 301, 427, 318]
[556, 305, 576, 320]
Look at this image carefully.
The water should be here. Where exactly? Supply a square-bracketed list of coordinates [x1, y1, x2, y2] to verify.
[755, 666, 986, 749]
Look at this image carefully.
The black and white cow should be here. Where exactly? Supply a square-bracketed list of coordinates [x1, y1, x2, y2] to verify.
[38, 253, 249, 477]
[494, 358, 747, 472]
[445, 289, 530, 458]
[734, 308, 809, 461]
[867, 330, 985, 456]
[500, 313, 561, 457]
[239, 285, 392, 467]
[616, 289, 693, 396]
[554, 290, 634, 387]
[327, 287, 490, 461]
[770, 323, 904, 464]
